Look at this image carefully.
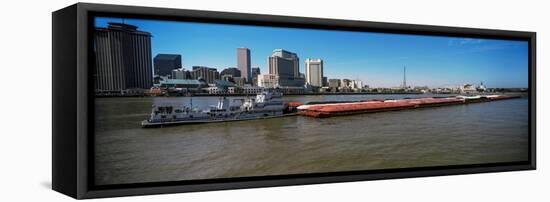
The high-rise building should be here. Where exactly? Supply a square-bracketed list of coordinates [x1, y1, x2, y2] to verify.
[94, 23, 153, 91]
[191, 66, 220, 84]
[237, 47, 251, 83]
[268, 49, 304, 87]
[305, 58, 323, 87]
[252, 67, 261, 77]
[351, 80, 363, 89]
[154, 54, 182, 77]
[341, 79, 352, 88]
[268, 49, 299, 79]
[171, 68, 190, 80]
[220, 67, 241, 78]
[251, 67, 261, 86]
[328, 79, 341, 88]
[328, 79, 341, 92]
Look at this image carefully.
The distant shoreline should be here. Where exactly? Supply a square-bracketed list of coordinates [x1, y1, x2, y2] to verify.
[95, 91, 528, 98]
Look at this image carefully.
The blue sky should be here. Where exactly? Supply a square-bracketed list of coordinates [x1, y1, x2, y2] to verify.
[95, 17, 528, 88]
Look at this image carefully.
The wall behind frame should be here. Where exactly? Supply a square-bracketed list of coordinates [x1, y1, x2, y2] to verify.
[0, 0, 547, 201]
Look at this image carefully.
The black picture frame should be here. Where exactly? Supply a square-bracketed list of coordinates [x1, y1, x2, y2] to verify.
[52, 3, 536, 199]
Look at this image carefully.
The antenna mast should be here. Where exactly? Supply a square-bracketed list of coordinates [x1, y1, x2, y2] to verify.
[402, 66, 407, 89]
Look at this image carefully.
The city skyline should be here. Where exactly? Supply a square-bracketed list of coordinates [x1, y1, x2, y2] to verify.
[95, 17, 529, 88]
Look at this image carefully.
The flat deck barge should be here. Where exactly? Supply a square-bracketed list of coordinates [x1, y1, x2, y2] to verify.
[297, 95, 521, 118]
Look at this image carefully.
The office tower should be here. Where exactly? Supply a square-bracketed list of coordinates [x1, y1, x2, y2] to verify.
[268, 49, 299, 78]
[94, 22, 153, 91]
[305, 58, 323, 87]
[251, 67, 261, 86]
[191, 66, 220, 84]
[328, 79, 341, 88]
[237, 47, 251, 83]
[252, 67, 261, 78]
[268, 49, 303, 87]
[154, 54, 182, 77]
[171, 68, 190, 80]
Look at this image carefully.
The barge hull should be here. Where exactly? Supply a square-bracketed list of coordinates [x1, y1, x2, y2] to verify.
[142, 113, 298, 128]
[298, 95, 520, 118]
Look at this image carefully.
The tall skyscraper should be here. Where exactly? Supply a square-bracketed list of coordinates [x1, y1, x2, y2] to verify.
[305, 58, 323, 87]
[94, 23, 153, 91]
[154, 54, 182, 77]
[237, 47, 251, 83]
[268, 49, 303, 87]
[269, 49, 299, 78]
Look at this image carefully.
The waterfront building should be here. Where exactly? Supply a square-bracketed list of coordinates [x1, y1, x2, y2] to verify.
[305, 59, 323, 87]
[341, 79, 352, 89]
[242, 86, 264, 94]
[351, 80, 363, 89]
[414, 86, 430, 93]
[460, 84, 477, 94]
[209, 80, 237, 94]
[237, 47, 251, 83]
[328, 79, 341, 92]
[154, 54, 182, 77]
[94, 23, 153, 91]
[477, 82, 487, 92]
[257, 74, 280, 88]
[322, 76, 328, 87]
[277, 86, 306, 94]
[158, 79, 206, 93]
[328, 79, 341, 88]
[350, 80, 363, 92]
[268, 49, 304, 87]
[191, 66, 220, 84]
[227, 87, 238, 94]
[208, 86, 222, 94]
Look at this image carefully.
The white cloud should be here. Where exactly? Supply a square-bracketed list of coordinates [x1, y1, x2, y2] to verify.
[448, 38, 484, 46]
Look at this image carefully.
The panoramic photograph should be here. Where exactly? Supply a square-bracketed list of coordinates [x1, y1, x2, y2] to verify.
[92, 17, 529, 186]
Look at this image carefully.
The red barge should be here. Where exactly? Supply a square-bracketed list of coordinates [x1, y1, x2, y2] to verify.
[297, 95, 521, 118]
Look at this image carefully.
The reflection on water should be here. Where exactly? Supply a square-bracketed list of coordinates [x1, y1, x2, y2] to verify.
[94, 94, 529, 185]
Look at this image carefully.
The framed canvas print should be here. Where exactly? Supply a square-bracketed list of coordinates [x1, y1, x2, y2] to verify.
[52, 3, 536, 199]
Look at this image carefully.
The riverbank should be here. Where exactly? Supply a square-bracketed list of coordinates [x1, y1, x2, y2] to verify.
[96, 91, 528, 98]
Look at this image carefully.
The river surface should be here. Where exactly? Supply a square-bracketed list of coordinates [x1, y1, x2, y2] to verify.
[94, 94, 529, 185]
